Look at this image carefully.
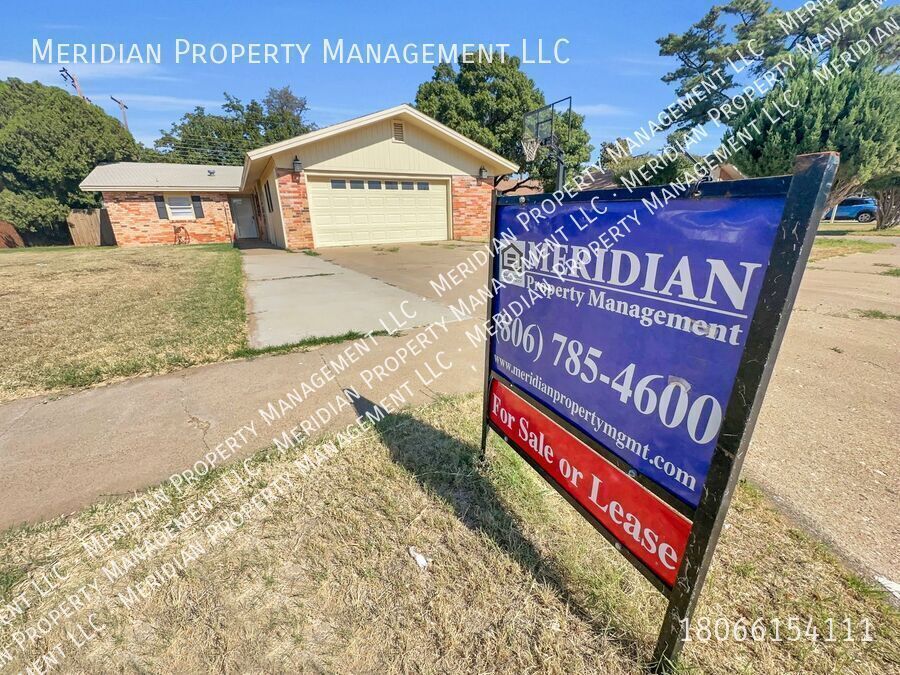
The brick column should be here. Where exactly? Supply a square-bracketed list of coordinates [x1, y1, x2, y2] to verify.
[276, 169, 314, 249]
[451, 175, 494, 240]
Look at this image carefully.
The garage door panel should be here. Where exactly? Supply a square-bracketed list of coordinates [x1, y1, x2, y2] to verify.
[308, 177, 448, 247]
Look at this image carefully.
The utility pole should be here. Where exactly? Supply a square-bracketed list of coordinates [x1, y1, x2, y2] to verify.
[110, 96, 129, 131]
[59, 68, 90, 102]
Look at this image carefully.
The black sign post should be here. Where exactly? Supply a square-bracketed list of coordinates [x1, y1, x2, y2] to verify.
[650, 152, 839, 672]
[478, 153, 839, 673]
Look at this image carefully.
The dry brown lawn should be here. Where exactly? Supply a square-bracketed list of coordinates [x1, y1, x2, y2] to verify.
[1, 394, 897, 674]
[0, 245, 246, 402]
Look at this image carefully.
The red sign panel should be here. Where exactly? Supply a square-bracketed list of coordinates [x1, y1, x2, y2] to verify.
[489, 379, 692, 586]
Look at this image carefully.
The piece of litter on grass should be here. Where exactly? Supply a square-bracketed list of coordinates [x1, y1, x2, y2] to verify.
[408, 546, 429, 570]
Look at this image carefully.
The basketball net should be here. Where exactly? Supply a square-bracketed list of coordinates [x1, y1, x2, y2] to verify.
[521, 138, 540, 163]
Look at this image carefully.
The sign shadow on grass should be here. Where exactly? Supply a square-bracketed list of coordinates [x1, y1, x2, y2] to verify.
[349, 392, 646, 664]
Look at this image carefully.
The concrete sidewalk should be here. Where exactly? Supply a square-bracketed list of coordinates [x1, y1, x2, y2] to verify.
[0, 321, 483, 530]
[241, 246, 460, 348]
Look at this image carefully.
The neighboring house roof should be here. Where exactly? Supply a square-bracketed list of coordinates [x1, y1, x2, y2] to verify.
[709, 163, 746, 181]
[496, 178, 544, 196]
[240, 104, 519, 189]
[578, 168, 618, 191]
[80, 163, 243, 193]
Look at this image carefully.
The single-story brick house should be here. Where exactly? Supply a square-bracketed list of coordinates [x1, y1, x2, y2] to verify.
[80, 104, 518, 249]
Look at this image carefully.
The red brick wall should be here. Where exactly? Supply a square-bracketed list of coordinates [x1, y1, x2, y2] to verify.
[102, 192, 234, 246]
[276, 169, 314, 249]
[451, 175, 494, 240]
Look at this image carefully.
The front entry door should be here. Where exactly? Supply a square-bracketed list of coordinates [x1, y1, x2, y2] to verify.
[230, 197, 258, 239]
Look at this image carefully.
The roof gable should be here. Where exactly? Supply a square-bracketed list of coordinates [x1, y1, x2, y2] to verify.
[241, 104, 518, 188]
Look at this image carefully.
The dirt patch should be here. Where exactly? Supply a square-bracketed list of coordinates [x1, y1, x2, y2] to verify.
[743, 237, 900, 583]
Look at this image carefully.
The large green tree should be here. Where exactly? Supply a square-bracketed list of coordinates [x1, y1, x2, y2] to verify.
[415, 55, 593, 191]
[656, 0, 899, 207]
[657, 0, 899, 131]
[725, 57, 899, 205]
[0, 78, 141, 235]
[154, 86, 315, 165]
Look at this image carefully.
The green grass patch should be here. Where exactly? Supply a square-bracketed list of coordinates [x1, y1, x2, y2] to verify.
[809, 238, 892, 262]
[301, 249, 320, 256]
[229, 330, 389, 360]
[855, 309, 900, 321]
[879, 267, 900, 277]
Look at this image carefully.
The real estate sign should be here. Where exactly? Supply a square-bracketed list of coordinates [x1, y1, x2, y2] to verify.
[479, 153, 838, 671]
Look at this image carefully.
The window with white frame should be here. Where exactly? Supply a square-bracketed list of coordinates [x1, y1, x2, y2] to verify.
[165, 194, 195, 220]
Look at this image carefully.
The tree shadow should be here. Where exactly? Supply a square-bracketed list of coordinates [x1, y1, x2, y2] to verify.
[350, 393, 648, 667]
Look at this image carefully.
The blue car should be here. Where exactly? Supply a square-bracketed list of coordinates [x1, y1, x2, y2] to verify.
[824, 196, 878, 223]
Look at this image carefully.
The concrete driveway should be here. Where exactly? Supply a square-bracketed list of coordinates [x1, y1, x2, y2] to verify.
[318, 240, 488, 306]
[241, 243, 461, 348]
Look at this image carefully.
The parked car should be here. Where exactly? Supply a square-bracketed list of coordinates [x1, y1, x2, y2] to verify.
[824, 196, 878, 223]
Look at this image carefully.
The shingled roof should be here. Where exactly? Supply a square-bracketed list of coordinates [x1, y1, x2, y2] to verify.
[80, 163, 243, 193]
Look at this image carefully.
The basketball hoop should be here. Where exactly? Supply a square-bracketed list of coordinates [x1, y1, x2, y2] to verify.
[521, 138, 540, 163]
[522, 97, 572, 190]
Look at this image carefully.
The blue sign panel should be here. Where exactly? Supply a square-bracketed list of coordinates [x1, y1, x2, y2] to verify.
[490, 194, 787, 507]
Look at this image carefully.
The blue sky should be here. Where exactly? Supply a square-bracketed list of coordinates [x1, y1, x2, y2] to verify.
[3, 0, 750, 157]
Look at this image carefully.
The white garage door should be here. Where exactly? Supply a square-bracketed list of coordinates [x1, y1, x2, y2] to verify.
[308, 177, 448, 247]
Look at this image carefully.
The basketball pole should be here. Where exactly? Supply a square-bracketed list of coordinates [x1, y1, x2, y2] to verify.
[555, 151, 565, 192]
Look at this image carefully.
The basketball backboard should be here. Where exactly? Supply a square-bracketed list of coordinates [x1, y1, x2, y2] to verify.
[522, 97, 572, 148]
[521, 96, 572, 187]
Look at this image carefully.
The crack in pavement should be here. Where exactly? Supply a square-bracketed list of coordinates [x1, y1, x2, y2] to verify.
[176, 379, 213, 453]
[0, 398, 43, 444]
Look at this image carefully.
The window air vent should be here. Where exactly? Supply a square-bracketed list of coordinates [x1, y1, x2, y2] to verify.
[392, 121, 405, 142]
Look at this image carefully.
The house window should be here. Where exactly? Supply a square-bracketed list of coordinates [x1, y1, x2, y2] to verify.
[416, 182, 430, 191]
[349, 180, 365, 189]
[401, 181, 414, 190]
[368, 180, 382, 190]
[385, 181, 399, 190]
[264, 181, 274, 212]
[165, 194, 195, 220]
[392, 121, 405, 142]
[331, 179, 346, 189]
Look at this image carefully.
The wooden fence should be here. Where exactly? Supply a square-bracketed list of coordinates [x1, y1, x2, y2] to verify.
[67, 209, 116, 246]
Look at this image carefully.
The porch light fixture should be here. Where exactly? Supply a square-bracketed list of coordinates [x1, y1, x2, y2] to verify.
[478, 166, 488, 179]
[292, 155, 303, 172]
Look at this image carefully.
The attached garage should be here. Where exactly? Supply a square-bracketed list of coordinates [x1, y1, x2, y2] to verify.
[241, 104, 519, 249]
[307, 176, 448, 247]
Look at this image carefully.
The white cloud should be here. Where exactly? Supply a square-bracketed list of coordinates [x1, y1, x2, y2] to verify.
[95, 93, 222, 111]
[614, 56, 668, 67]
[0, 59, 164, 84]
[576, 103, 629, 117]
